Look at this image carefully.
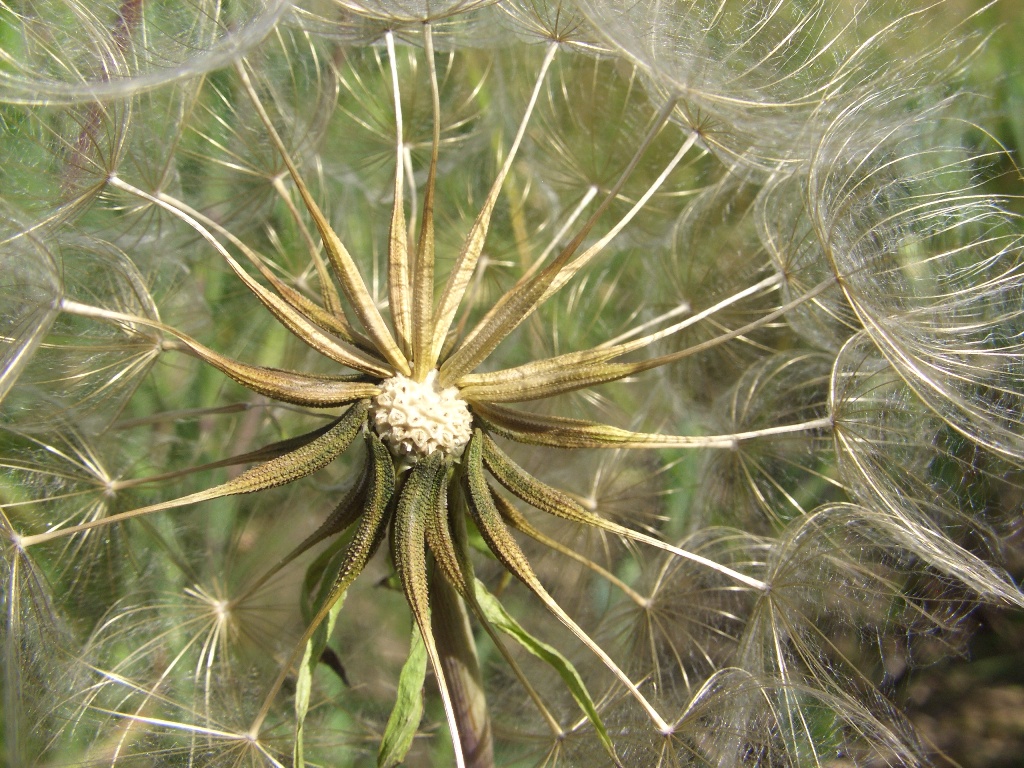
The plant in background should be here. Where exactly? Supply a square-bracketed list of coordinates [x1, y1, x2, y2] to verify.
[1, 1, 1022, 767]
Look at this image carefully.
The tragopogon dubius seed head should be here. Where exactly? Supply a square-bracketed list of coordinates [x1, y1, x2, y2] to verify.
[2, 3, 1022, 768]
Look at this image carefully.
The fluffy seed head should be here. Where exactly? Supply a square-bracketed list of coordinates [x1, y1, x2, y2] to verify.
[371, 370, 473, 458]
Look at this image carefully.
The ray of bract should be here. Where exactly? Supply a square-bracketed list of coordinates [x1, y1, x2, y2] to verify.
[247, 431, 394, 738]
[154, 188, 363, 346]
[270, 176, 347, 325]
[385, 30, 414, 361]
[443, 89, 678, 360]
[438, 123, 697, 386]
[428, 42, 559, 371]
[505, 184, 601, 294]
[462, 433, 671, 736]
[537, 130, 700, 302]
[474, 597, 575, 746]
[109, 418, 346, 494]
[412, 24, 443, 381]
[698, 351, 841, 528]
[462, 274, 833, 401]
[457, 273, 781, 401]
[596, 300, 692, 350]
[475, 402, 831, 452]
[17, 402, 369, 549]
[58, 300, 381, 407]
[230, 456, 373, 608]
[106, 175, 392, 376]
[479, 433, 767, 592]
[234, 60, 411, 376]
[493, 493, 647, 607]
[389, 452, 468, 768]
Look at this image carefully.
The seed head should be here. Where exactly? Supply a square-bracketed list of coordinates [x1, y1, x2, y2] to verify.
[371, 370, 473, 458]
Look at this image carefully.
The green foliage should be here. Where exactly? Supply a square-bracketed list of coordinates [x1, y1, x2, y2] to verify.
[378, 625, 428, 768]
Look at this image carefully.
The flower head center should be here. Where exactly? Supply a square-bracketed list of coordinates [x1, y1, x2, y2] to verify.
[371, 370, 472, 458]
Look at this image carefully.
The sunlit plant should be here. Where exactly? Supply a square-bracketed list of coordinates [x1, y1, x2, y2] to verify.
[1, 1, 1022, 767]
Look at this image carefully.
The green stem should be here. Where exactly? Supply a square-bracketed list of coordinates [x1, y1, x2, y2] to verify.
[431, 571, 494, 768]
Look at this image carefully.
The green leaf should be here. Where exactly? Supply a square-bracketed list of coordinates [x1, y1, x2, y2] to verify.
[378, 625, 428, 768]
[294, 588, 347, 768]
[472, 578, 616, 760]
